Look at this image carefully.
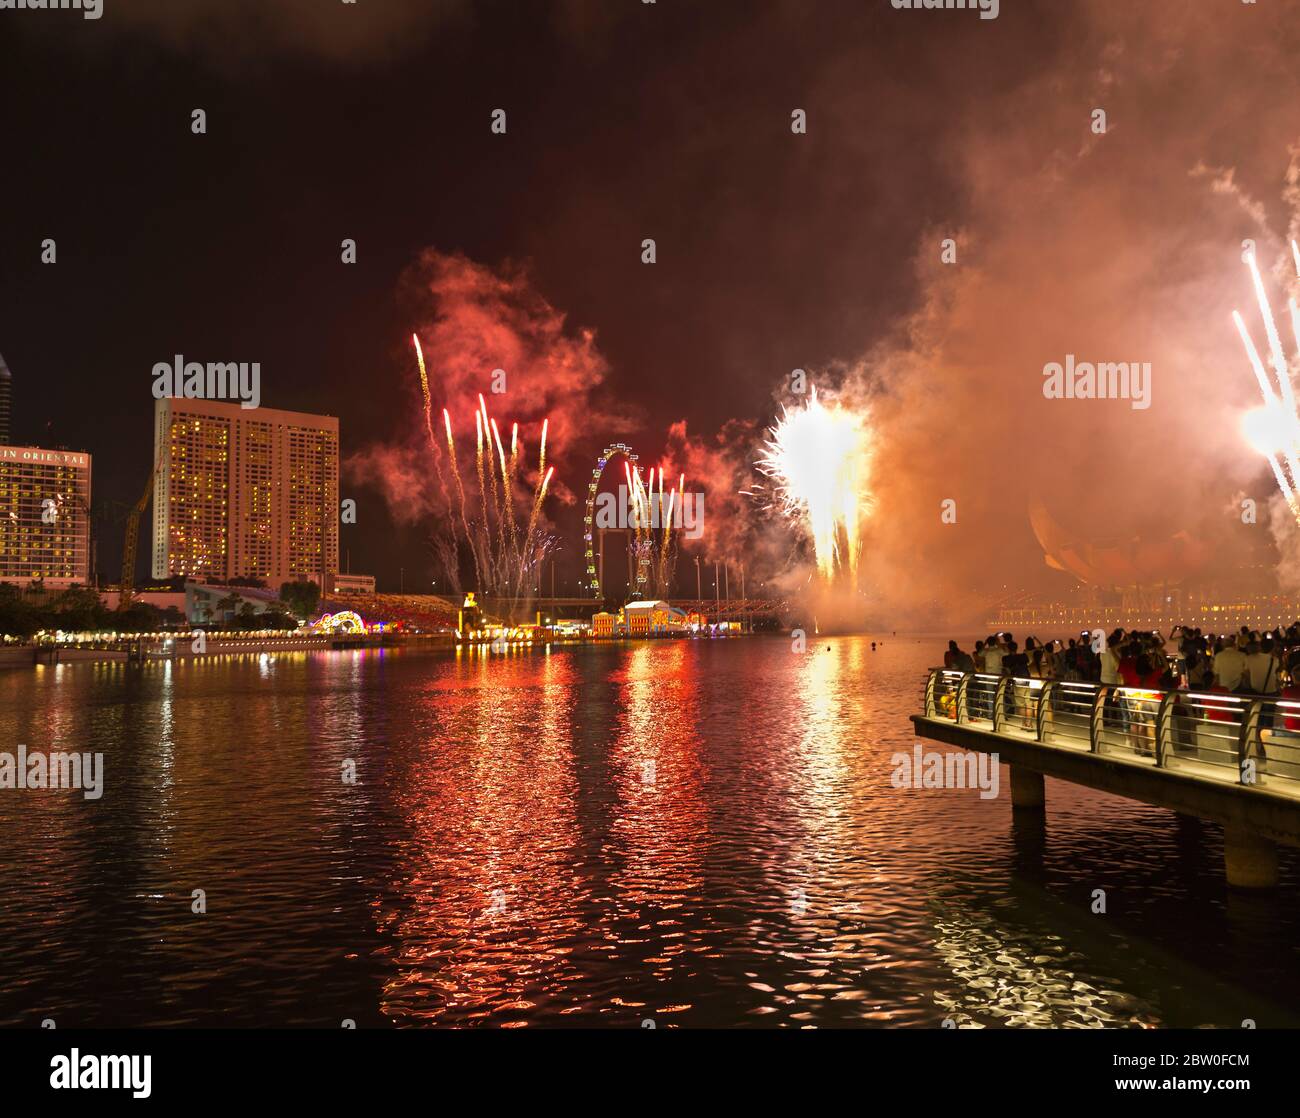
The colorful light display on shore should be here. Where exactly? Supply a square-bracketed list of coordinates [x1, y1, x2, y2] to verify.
[311, 610, 367, 634]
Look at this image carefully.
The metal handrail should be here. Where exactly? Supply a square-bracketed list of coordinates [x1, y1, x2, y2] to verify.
[993, 677, 1008, 734]
[1238, 699, 1262, 784]
[1089, 686, 1106, 753]
[1155, 688, 1176, 768]
[918, 669, 1300, 795]
[1036, 680, 1055, 742]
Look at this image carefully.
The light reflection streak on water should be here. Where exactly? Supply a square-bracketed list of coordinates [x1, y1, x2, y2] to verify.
[928, 895, 1157, 1029]
[379, 647, 587, 1024]
[603, 642, 707, 1017]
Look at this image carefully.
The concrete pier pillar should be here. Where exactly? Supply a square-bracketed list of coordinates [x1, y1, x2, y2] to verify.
[1223, 827, 1278, 889]
[1010, 807, 1047, 877]
[1010, 766, 1045, 810]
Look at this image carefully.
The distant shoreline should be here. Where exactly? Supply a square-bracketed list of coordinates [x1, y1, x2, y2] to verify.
[0, 629, 765, 669]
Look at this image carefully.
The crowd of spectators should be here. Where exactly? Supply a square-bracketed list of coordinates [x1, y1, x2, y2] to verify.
[948, 627, 1300, 690]
[359, 594, 460, 632]
[945, 625, 1300, 721]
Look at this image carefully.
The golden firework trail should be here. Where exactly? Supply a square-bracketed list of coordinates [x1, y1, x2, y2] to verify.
[488, 417, 511, 572]
[656, 472, 683, 594]
[474, 408, 496, 580]
[412, 334, 451, 505]
[413, 335, 433, 435]
[506, 421, 521, 562]
[484, 397, 557, 602]
[521, 465, 555, 585]
[618, 461, 681, 598]
[443, 405, 556, 602]
[409, 339, 554, 607]
[623, 460, 637, 533]
[443, 407, 482, 587]
[411, 335, 457, 585]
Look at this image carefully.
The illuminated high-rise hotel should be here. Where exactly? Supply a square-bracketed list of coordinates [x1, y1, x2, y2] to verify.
[0, 444, 92, 587]
[0, 355, 91, 588]
[151, 398, 339, 587]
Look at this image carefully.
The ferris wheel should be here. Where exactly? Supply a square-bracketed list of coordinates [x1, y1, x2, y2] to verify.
[583, 443, 650, 599]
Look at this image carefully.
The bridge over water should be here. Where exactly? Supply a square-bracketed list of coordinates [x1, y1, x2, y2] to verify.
[913, 669, 1300, 888]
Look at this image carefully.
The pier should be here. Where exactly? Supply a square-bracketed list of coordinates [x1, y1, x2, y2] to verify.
[913, 669, 1300, 888]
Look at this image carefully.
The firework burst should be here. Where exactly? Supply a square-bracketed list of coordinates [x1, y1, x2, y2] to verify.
[411, 337, 556, 610]
[752, 386, 872, 585]
[1234, 244, 1300, 524]
[628, 462, 682, 598]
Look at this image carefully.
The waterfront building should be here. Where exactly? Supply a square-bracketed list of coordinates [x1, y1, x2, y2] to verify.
[151, 398, 339, 588]
[185, 582, 290, 625]
[624, 600, 688, 636]
[326, 572, 376, 595]
[0, 444, 92, 588]
[591, 610, 621, 637]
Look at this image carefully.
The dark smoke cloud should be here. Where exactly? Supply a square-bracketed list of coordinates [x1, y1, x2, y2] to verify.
[89, 0, 634, 67]
[105, 0, 469, 65]
[658, 417, 760, 568]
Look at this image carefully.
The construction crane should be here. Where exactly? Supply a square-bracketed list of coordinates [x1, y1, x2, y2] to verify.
[119, 456, 163, 610]
[49, 486, 95, 586]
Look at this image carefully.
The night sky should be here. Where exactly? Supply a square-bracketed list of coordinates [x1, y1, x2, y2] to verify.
[3, 1, 1299, 618]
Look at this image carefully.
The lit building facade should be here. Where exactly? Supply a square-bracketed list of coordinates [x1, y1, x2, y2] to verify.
[0, 444, 92, 587]
[326, 572, 376, 595]
[152, 398, 339, 588]
[591, 610, 621, 637]
[624, 599, 687, 636]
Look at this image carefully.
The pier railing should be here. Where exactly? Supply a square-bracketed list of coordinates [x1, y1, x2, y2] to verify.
[923, 669, 1300, 794]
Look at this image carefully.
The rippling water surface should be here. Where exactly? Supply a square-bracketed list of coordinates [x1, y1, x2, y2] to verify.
[1, 636, 1298, 1028]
